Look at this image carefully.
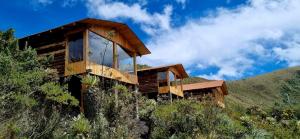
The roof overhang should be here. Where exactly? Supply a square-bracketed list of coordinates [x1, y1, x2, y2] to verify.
[138, 64, 189, 78]
[183, 80, 228, 95]
[18, 18, 151, 56]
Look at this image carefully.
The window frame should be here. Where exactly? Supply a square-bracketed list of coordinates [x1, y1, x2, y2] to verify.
[88, 30, 114, 68]
[67, 31, 84, 63]
[116, 43, 134, 74]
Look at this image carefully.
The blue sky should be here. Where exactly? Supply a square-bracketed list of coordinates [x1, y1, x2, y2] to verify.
[1, 0, 300, 80]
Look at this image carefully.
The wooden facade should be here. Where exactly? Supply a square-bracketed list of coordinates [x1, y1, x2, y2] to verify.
[137, 64, 189, 100]
[19, 18, 151, 113]
[183, 80, 228, 108]
[19, 18, 150, 85]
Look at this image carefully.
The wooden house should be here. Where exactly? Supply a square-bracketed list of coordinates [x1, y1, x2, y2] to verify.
[183, 80, 228, 108]
[137, 64, 189, 101]
[18, 18, 151, 111]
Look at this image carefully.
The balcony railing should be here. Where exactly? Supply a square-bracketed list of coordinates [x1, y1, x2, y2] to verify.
[158, 85, 183, 97]
[87, 62, 138, 84]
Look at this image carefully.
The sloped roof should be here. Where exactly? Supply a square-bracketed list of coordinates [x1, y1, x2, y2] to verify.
[138, 64, 189, 78]
[183, 80, 228, 95]
[18, 18, 150, 56]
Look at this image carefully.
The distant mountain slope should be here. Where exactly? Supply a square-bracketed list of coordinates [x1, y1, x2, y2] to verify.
[226, 66, 300, 109]
[183, 66, 300, 109]
[182, 77, 209, 84]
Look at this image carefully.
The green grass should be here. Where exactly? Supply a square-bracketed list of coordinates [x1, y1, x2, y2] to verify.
[226, 66, 300, 109]
[184, 66, 300, 110]
[182, 77, 209, 84]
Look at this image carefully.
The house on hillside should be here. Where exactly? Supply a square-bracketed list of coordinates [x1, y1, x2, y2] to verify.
[18, 18, 151, 112]
[183, 80, 228, 108]
[137, 64, 189, 101]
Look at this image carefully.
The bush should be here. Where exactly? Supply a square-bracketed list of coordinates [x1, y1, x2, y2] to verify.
[150, 100, 248, 138]
[0, 29, 78, 138]
[70, 114, 91, 137]
[246, 105, 267, 119]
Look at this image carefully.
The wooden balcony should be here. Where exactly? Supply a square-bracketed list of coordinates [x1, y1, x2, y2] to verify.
[158, 85, 184, 97]
[87, 63, 138, 84]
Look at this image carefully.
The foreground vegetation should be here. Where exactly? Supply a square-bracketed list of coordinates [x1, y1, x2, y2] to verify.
[0, 29, 299, 138]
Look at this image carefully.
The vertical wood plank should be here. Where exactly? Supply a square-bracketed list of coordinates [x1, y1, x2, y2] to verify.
[180, 78, 183, 91]
[167, 70, 172, 103]
[113, 42, 118, 69]
[133, 53, 137, 76]
[84, 29, 88, 70]
[80, 83, 87, 113]
[64, 38, 69, 76]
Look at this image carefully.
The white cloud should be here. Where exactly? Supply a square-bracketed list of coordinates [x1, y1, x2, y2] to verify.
[85, 0, 173, 35]
[141, 0, 300, 79]
[273, 35, 300, 66]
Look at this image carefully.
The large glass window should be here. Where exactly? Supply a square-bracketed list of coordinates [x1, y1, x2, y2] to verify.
[88, 31, 113, 67]
[169, 71, 177, 86]
[68, 32, 83, 63]
[117, 44, 134, 74]
[169, 71, 175, 81]
[158, 72, 167, 80]
[158, 71, 168, 87]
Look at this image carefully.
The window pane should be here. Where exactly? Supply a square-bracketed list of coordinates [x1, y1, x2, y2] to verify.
[117, 44, 133, 74]
[88, 31, 113, 67]
[68, 32, 83, 63]
[169, 71, 175, 81]
[170, 72, 177, 86]
[158, 72, 167, 80]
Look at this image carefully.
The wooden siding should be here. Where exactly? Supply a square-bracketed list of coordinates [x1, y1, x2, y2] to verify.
[184, 87, 225, 108]
[214, 87, 225, 108]
[36, 41, 66, 76]
[159, 86, 184, 97]
[64, 31, 87, 76]
[19, 18, 150, 56]
[138, 71, 158, 94]
[138, 65, 187, 98]
[20, 22, 143, 85]
[87, 62, 138, 84]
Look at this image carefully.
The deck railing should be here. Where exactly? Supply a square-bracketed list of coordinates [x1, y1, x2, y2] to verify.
[158, 85, 183, 97]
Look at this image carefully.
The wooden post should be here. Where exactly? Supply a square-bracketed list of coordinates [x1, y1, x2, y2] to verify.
[64, 38, 69, 76]
[113, 42, 118, 69]
[80, 83, 87, 113]
[134, 85, 139, 119]
[167, 70, 172, 103]
[180, 78, 183, 91]
[25, 41, 28, 48]
[112, 42, 119, 107]
[175, 75, 177, 88]
[84, 29, 88, 67]
[133, 53, 137, 76]
[114, 81, 118, 108]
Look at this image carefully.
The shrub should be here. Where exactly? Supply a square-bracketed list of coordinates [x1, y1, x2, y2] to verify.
[246, 105, 267, 119]
[266, 117, 276, 125]
[240, 116, 253, 130]
[0, 29, 78, 138]
[81, 75, 99, 87]
[70, 114, 91, 137]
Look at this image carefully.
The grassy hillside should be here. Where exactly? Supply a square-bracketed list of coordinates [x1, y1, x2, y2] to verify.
[182, 77, 209, 84]
[183, 66, 300, 110]
[226, 66, 300, 109]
